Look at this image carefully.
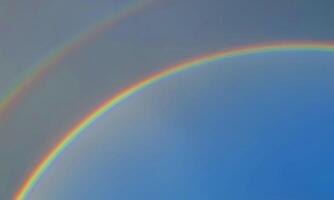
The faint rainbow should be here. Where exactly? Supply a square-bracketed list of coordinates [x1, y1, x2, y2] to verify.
[0, 0, 156, 120]
[14, 41, 334, 200]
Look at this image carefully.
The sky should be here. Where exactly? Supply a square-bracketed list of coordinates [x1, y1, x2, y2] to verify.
[25, 52, 334, 199]
[0, 0, 334, 199]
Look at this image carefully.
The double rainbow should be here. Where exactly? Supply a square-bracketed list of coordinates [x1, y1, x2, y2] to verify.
[14, 41, 334, 200]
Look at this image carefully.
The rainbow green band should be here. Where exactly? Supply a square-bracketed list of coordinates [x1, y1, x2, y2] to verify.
[14, 41, 334, 200]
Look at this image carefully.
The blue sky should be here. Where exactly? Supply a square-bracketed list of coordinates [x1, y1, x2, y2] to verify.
[1, 0, 334, 199]
[27, 51, 334, 199]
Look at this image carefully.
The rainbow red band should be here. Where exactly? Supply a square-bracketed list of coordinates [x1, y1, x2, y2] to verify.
[14, 41, 334, 200]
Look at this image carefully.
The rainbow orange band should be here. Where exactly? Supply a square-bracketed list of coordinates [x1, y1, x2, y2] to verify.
[13, 41, 334, 200]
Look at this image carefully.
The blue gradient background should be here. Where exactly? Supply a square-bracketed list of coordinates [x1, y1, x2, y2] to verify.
[1, 0, 334, 199]
[29, 52, 334, 199]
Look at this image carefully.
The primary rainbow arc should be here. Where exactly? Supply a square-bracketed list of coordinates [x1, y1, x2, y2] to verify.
[14, 41, 334, 200]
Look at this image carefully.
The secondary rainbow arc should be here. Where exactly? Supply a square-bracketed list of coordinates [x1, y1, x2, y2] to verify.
[13, 41, 334, 200]
[0, 0, 155, 120]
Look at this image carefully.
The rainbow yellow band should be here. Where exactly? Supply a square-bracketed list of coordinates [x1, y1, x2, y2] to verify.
[13, 41, 334, 200]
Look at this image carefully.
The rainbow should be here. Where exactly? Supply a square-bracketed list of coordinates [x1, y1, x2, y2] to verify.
[0, 0, 155, 120]
[13, 41, 334, 200]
